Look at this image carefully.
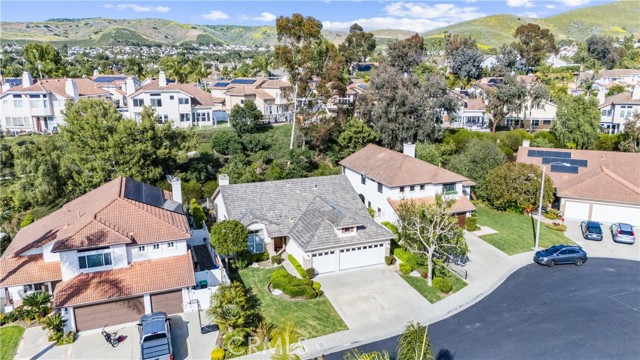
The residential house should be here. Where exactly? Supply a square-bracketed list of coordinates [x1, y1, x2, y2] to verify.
[339, 144, 476, 226]
[210, 77, 293, 123]
[517, 145, 640, 226]
[449, 89, 487, 129]
[481, 55, 498, 69]
[127, 71, 223, 128]
[91, 72, 141, 109]
[212, 174, 394, 274]
[0, 72, 110, 133]
[593, 69, 640, 86]
[0, 177, 224, 332]
[545, 54, 575, 68]
[598, 85, 640, 134]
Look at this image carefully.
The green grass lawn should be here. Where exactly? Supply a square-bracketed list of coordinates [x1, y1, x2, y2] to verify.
[237, 267, 347, 339]
[476, 205, 574, 255]
[0, 325, 25, 360]
[401, 267, 467, 303]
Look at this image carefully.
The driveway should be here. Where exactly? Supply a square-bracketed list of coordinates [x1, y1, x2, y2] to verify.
[315, 265, 431, 329]
[564, 220, 640, 261]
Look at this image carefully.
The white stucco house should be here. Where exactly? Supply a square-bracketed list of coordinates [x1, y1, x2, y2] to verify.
[339, 144, 476, 226]
[598, 85, 640, 134]
[212, 174, 394, 274]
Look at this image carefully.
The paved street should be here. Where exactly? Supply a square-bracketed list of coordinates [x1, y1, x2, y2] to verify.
[325, 258, 640, 360]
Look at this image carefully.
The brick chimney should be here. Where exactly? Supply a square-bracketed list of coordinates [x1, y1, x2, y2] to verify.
[65, 78, 79, 102]
[21, 71, 33, 88]
[403, 143, 416, 158]
[597, 88, 606, 105]
[159, 71, 167, 87]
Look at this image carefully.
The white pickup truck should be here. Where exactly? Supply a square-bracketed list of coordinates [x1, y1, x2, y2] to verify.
[138, 312, 173, 360]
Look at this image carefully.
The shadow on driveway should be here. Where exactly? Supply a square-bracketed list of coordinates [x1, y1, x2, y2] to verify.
[170, 315, 190, 360]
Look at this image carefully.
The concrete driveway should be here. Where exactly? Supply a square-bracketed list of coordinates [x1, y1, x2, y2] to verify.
[564, 220, 640, 261]
[315, 265, 431, 329]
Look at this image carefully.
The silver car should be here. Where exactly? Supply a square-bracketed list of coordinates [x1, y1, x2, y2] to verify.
[611, 223, 636, 244]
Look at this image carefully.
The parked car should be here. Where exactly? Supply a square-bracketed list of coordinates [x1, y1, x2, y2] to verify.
[580, 221, 603, 241]
[138, 312, 172, 360]
[611, 223, 636, 244]
[534, 244, 588, 267]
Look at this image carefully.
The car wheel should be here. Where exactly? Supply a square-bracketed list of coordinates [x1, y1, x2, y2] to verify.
[547, 260, 555, 267]
[575, 258, 584, 266]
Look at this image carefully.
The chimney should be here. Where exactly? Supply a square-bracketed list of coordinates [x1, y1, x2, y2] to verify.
[403, 143, 416, 158]
[167, 175, 183, 204]
[21, 71, 33, 88]
[125, 77, 136, 95]
[1, 82, 10, 93]
[218, 174, 229, 186]
[597, 88, 606, 105]
[632, 85, 640, 101]
[65, 78, 79, 102]
[93, 69, 99, 77]
[159, 71, 167, 87]
[522, 139, 530, 148]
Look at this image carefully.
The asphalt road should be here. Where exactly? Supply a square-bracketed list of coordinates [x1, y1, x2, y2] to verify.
[325, 258, 640, 360]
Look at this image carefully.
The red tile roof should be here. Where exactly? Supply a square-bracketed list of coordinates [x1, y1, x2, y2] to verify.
[0, 255, 62, 287]
[130, 80, 216, 106]
[340, 144, 470, 187]
[53, 252, 195, 307]
[7, 78, 109, 98]
[388, 196, 476, 214]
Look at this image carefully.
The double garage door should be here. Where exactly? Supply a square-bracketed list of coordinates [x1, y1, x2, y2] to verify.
[564, 200, 640, 226]
[312, 243, 386, 274]
[74, 291, 183, 332]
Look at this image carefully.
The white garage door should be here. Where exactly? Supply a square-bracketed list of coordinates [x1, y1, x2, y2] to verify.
[312, 251, 337, 274]
[339, 243, 385, 271]
[564, 201, 590, 221]
[592, 204, 640, 226]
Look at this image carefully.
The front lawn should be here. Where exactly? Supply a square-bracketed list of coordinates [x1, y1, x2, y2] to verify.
[237, 267, 347, 339]
[0, 325, 25, 360]
[401, 267, 467, 303]
[476, 205, 574, 255]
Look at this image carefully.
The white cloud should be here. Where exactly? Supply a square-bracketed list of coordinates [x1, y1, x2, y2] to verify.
[253, 12, 277, 22]
[546, 4, 556, 9]
[104, 4, 169, 13]
[520, 12, 539, 18]
[201, 10, 230, 21]
[506, 0, 535, 8]
[323, 2, 484, 32]
[556, 0, 590, 6]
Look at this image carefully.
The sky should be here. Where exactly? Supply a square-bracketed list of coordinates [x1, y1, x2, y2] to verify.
[0, 0, 615, 33]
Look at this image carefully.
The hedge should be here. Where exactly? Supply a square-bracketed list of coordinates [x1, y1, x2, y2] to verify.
[393, 248, 419, 269]
[465, 217, 478, 232]
[270, 269, 319, 298]
[399, 262, 413, 275]
[433, 277, 453, 293]
[271, 255, 284, 265]
[287, 254, 307, 278]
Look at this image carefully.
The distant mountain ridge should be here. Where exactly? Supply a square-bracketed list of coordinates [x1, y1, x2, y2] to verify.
[0, 1, 637, 48]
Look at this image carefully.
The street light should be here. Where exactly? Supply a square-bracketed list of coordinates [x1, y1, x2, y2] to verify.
[534, 162, 571, 251]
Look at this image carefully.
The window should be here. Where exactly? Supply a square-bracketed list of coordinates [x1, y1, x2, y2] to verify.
[196, 112, 210, 122]
[248, 230, 264, 253]
[400, 186, 405, 193]
[157, 114, 169, 124]
[152, 244, 160, 250]
[167, 242, 174, 248]
[367, 201, 371, 208]
[13, 99, 23, 108]
[341, 227, 352, 233]
[409, 186, 415, 192]
[179, 98, 189, 105]
[133, 98, 144, 107]
[361, 174, 366, 185]
[180, 113, 191, 122]
[2, 100, 7, 106]
[420, 185, 425, 190]
[138, 246, 146, 252]
[443, 183, 457, 195]
[601, 109, 612, 117]
[531, 120, 540, 128]
[150, 98, 162, 107]
[78, 252, 112, 269]
[377, 182, 383, 193]
[169, 95, 174, 100]
[543, 120, 552, 126]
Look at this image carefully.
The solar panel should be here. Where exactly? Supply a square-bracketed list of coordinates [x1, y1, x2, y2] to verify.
[554, 151, 571, 159]
[213, 82, 230, 87]
[528, 149, 539, 157]
[550, 164, 579, 174]
[230, 79, 257, 85]
[542, 157, 588, 167]
[5, 78, 22, 86]
[93, 76, 126, 83]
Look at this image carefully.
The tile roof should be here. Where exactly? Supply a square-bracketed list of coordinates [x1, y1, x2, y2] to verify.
[255, 89, 275, 101]
[339, 144, 470, 187]
[216, 175, 394, 251]
[600, 92, 640, 107]
[261, 79, 291, 89]
[5, 78, 109, 98]
[1, 177, 188, 258]
[53, 252, 195, 308]
[516, 147, 640, 206]
[596, 69, 640, 79]
[224, 85, 257, 96]
[388, 196, 476, 214]
[0, 255, 62, 287]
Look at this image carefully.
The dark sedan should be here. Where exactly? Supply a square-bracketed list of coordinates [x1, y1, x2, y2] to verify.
[581, 221, 603, 241]
[534, 244, 588, 267]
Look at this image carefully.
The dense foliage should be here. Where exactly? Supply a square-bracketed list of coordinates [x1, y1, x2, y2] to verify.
[484, 162, 554, 212]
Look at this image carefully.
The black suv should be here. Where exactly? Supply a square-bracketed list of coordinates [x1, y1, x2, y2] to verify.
[534, 244, 588, 267]
[580, 221, 603, 241]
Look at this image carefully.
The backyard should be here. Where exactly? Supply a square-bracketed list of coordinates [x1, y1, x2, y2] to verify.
[475, 205, 574, 255]
[237, 267, 347, 339]
[0, 325, 24, 360]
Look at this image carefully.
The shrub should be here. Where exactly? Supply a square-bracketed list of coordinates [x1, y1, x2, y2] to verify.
[433, 277, 453, 293]
[399, 262, 413, 275]
[271, 255, 283, 265]
[420, 271, 429, 279]
[384, 255, 396, 266]
[211, 347, 225, 360]
[393, 248, 419, 269]
[270, 269, 316, 298]
[312, 282, 321, 291]
[317, 290, 324, 297]
[465, 216, 478, 232]
[251, 252, 269, 263]
[543, 209, 559, 220]
[305, 268, 316, 279]
[367, 207, 375, 218]
[305, 288, 318, 299]
[57, 331, 75, 345]
[232, 250, 251, 269]
[381, 221, 399, 237]
[20, 213, 34, 228]
[544, 223, 567, 232]
[287, 254, 307, 278]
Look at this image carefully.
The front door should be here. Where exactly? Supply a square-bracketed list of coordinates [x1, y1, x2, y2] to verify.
[273, 237, 286, 253]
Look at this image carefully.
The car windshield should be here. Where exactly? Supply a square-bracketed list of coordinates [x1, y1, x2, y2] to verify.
[143, 333, 167, 342]
[588, 226, 601, 233]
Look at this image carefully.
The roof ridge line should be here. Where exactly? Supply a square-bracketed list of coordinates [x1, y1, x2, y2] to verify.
[601, 166, 640, 195]
[390, 152, 409, 186]
[124, 197, 188, 232]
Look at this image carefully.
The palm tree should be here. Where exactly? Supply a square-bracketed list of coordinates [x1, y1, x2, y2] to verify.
[22, 290, 51, 309]
[397, 321, 433, 360]
[270, 320, 303, 360]
[41, 313, 66, 340]
[342, 350, 391, 360]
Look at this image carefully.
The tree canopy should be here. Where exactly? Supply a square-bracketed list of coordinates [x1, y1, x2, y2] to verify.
[23, 43, 64, 78]
[209, 220, 249, 256]
[514, 23, 556, 71]
[486, 75, 528, 133]
[446, 138, 506, 199]
[229, 100, 263, 134]
[551, 95, 601, 149]
[484, 162, 554, 212]
[446, 35, 483, 84]
[619, 113, 640, 153]
[385, 34, 425, 74]
[338, 23, 376, 66]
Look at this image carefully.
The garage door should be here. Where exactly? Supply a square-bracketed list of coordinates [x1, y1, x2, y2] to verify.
[74, 297, 144, 332]
[592, 204, 640, 226]
[564, 201, 590, 221]
[151, 290, 183, 315]
[339, 243, 385, 271]
[312, 251, 337, 274]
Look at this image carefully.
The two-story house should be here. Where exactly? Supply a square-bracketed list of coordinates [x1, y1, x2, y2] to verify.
[0, 72, 111, 133]
[127, 71, 221, 128]
[212, 174, 394, 274]
[210, 78, 293, 123]
[598, 85, 640, 134]
[339, 144, 476, 226]
[0, 177, 218, 332]
[593, 69, 640, 86]
[449, 89, 487, 130]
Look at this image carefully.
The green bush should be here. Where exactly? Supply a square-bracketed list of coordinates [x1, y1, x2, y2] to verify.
[399, 262, 413, 275]
[305, 267, 315, 279]
[433, 277, 453, 293]
[287, 254, 307, 278]
[232, 250, 251, 269]
[465, 217, 478, 231]
[543, 209, 559, 220]
[271, 255, 283, 265]
[312, 281, 321, 291]
[251, 252, 269, 263]
[368, 207, 375, 218]
[211, 347, 225, 360]
[305, 288, 318, 299]
[385, 255, 396, 266]
[20, 213, 34, 228]
[544, 223, 567, 232]
[381, 221, 399, 237]
[393, 248, 419, 269]
[270, 269, 317, 298]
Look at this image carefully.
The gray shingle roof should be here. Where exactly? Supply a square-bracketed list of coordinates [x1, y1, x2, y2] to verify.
[218, 175, 394, 251]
